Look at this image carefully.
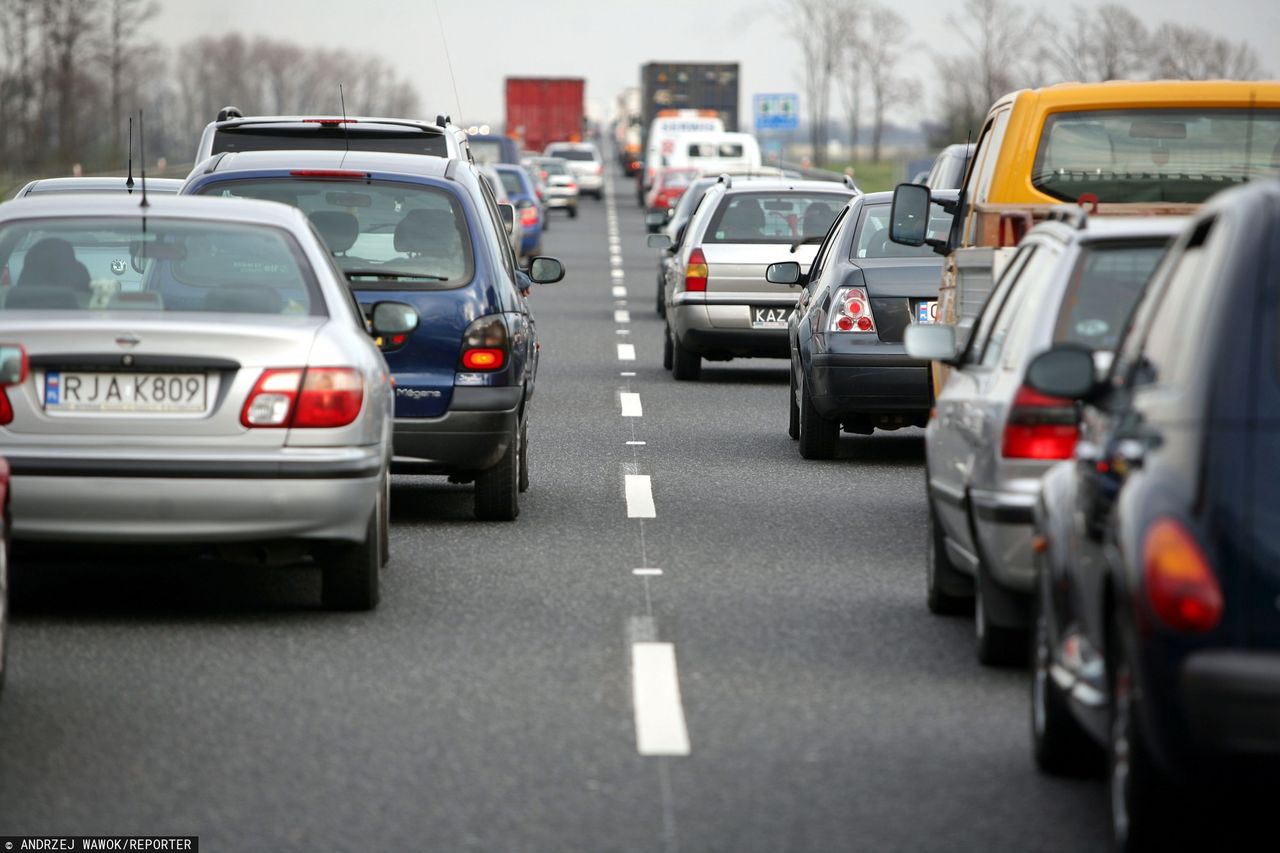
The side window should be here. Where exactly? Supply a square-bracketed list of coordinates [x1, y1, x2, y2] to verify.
[964, 244, 1035, 361]
[978, 245, 1062, 368]
[477, 177, 517, 282]
[806, 207, 849, 288]
[962, 108, 1012, 243]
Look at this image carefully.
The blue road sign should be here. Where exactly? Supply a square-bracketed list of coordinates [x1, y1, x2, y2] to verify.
[753, 93, 799, 131]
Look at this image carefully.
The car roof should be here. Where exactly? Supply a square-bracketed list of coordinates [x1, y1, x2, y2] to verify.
[213, 115, 447, 131]
[546, 141, 597, 149]
[198, 149, 457, 180]
[0, 193, 317, 230]
[1030, 214, 1190, 244]
[21, 177, 185, 195]
[719, 179, 857, 195]
[856, 189, 961, 206]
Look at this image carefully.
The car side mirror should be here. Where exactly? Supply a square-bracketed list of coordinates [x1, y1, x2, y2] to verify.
[647, 233, 672, 250]
[498, 203, 515, 235]
[370, 301, 419, 336]
[528, 256, 565, 284]
[903, 323, 959, 365]
[1024, 345, 1097, 400]
[0, 344, 28, 386]
[645, 211, 667, 233]
[766, 261, 803, 286]
[889, 183, 932, 247]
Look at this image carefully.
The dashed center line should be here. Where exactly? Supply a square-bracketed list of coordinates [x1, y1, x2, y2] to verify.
[614, 309, 631, 323]
[612, 285, 628, 297]
[617, 343, 636, 361]
[624, 474, 656, 518]
[620, 392, 643, 417]
[632, 642, 691, 756]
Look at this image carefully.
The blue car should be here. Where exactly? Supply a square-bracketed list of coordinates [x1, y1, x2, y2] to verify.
[183, 150, 565, 520]
[493, 164, 544, 259]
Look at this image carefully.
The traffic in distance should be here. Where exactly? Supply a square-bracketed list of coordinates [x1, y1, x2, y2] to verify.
[0, 14, 1278, 852]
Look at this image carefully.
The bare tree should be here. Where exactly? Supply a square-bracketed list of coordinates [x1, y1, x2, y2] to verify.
[783, 0, 855, 166]
[1151, 23, 1265, 80]
[1049, 3, 1150, 82]
[836, 8, 864, 159]
[39, 0, 101, 165]
[860, 5, 913, 163]
[99, 0, 158, 160]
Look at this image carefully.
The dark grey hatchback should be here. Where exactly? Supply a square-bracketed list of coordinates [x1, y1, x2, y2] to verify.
[770, 190, 955, 459]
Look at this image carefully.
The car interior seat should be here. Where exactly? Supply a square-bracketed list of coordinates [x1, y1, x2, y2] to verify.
[308, 211, 359, 255]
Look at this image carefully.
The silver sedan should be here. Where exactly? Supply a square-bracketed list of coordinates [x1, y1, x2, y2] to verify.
[0, 195, 410, 609]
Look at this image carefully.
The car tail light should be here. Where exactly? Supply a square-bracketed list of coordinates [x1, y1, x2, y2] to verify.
[595, 163, 603, 175]
[289, 169, 367, 180]
[1001, 386, 1078, 459]
[1143, 518, 1223, 633]
[685, 248, 708, 292]
[241, 367, 363, 428]
[829, 287, 876, 333]
[459, 315, 508, 372]
[302, 118, 355, 125]
[566, 181, 577, 190]
[0, 391, 10, 425]
[520, 205, 539, 227]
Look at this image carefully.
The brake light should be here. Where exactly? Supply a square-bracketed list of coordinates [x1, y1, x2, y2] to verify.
[459, 316, 508, 372]
[302, 119, 355, 125]
[241, 367, 363, 428]
[685, 248, 708, 292]
[566, 181, 577, 190]
[595, 164, 603, 175]
[288, 169, 367, 179]
[1001, 386, 1078, 459]
[830, 286, 876, 333]
[1144, 518, 1223, 633]
[520, 205, 539, 227]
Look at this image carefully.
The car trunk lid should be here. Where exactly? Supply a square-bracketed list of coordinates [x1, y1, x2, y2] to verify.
[856, 258, 946, 343]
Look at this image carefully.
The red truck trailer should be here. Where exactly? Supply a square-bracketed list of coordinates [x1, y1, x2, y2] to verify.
[505, 77, 585, 153]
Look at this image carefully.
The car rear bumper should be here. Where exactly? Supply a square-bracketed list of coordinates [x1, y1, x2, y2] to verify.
[8, 446, 382, 544]
[670, 304, 789, 359]
[969, 486, 1038, 593]
[545, 195, 578, 209]
[808, 349, 932, 417]
[1181, 649, 1280, 757]
[575, 174, 604, 191]
[391, 386, 521, 474]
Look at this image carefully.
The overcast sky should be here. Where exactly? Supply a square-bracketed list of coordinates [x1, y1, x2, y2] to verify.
[155, 0, 1280, 128]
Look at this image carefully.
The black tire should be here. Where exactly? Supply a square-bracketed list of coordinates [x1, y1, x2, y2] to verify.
[568, 206, 578, 219]
[475, 428, 520, 521]
[656, 273, 665, 317]
[518, 420, 530, 494]
[798, 382, 838, 460]
[542, 216, 549, 232]
[378, 469, 391, 568]
[670, 331, 701, 381]
[1032, 576, 1103, 775]
[320, 491, 381, 611]
[663, 323, 674, 370]
[975, 562, 1027, 666]
[926, 495, 973, 616]
[0, 527, 8, 695]
[787, 364, 801, 440]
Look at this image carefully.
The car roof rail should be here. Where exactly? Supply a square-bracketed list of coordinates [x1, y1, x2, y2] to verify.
[1046, 204, 1088, 230]
[437, 114, 452, 127]
[216, 105, 243, 122]
[717, 173, 732, 188]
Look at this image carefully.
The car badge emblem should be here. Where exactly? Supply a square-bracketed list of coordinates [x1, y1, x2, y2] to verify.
[116, 333, 141, 348]
[110, 259, 127, 275]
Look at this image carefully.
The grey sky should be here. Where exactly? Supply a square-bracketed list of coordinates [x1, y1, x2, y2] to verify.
[155, 0, 1279, 127]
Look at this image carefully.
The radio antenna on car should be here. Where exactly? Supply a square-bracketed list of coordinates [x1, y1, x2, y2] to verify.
[126, 116, 135, 194]
[339, 83, 351, 158]
[138, 108, 149, 210]
[433, 0, 464, 124]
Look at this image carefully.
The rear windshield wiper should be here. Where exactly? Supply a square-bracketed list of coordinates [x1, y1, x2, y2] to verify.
[343, 269, 449, 282]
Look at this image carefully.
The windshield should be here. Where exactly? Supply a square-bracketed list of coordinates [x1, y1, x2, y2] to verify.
[547, 148, 596, 161]
[0, 217, 319, 314]
[688, 142, 745, 158]
[497, 169, 525, 196]
[1054, 240, 1170, 349]
[703, 192, 848, 244]
[211, 126, 448, 157]
[197, 178, 473, 289]
[536, 160, 569, 176]
[1032, 108, 1280, 203]
[853, 202, 954, 259]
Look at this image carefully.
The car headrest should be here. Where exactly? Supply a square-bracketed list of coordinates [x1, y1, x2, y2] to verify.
[308, 211, 359, 254]
[720, 200, 765, 235]
[394, 209, 456, 254]
[17, 238, 91, 292]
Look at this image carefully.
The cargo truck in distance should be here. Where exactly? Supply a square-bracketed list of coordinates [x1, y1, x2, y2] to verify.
[636, 63, 739, 206]
[505, 77, 586, 154]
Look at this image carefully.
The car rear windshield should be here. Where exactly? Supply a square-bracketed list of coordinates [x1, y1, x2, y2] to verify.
[536, 160, 569, 176]
[1032, 109, 1280, 203]
[704, 192, 848, 244]
[1053, 240, 1169, 349]
[497, 169, 525, 196]
[548, 148, 596, 161]
[198, 178, 474, 290]
[853, 202, 954, 259]
[212, 125, 449, 157]
[0, 217, 321, 314]
[469, 139, 506, 165]
[688, 143, 745, 158]
[661, 170, 699, 188]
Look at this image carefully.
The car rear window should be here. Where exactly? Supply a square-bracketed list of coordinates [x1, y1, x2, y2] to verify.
[0, 217, 321, 314]
[548, 148, 596, 161]
[497, 169, 525, 196]
[703, 192, 848, 244]
[197, 178, 474, 290]
[212, 126, 449, 157]
[853, 202, 954, 259]
[469, 139, 506, 165]
[536, 160, 569, 176]
[688, 142, 745, 158]
[1053, 240, 1169, 349]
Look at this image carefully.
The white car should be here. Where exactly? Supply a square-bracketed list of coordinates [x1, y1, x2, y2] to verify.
[543, 142, 603, 199]
[660, 131, 762, 175]
[0, 195, 410, 610]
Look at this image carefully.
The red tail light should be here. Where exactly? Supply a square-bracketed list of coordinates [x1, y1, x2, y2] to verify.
[830, 286, 876, 333]
[1144, 518, 1223, 633]
[520, 205, 539, 227]
[685, 248, 708, 292]
[241, 367, 363, 428]
[594, 164, 603, 175]
[459, 316, 508, 372]
[302, 119, 355, 125]
[1001, 386, 1079, 459]
[566, 181, 577, 190]
[0, 391, 11, 426]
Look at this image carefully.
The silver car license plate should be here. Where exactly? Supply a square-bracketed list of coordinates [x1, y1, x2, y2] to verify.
[751, 306, 794, 329]
[44, 371, 207, 413]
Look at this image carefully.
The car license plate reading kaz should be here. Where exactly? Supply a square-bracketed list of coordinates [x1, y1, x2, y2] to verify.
[752, 306, 793, 328]
[45, 371, 207, 413]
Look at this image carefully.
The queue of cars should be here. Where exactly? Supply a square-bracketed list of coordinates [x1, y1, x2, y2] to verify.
[0, 107, 571, 679]
[637, 79, 1280, 849]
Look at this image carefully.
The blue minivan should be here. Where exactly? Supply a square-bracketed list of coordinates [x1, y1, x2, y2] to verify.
[494, 164, 544, 259]
[183, 150, 565, 520]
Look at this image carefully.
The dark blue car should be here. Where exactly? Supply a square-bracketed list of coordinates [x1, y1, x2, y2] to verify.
[494, 163, 544, 259]
[183, 150, 564, 520]
[1026, 181, 1280, 848]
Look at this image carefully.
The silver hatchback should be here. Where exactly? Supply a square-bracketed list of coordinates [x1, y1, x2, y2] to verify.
[653, 177, 855, 380]
[0, 195, 408, 609]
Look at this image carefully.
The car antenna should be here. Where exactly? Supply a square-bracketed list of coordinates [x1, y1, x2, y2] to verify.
[138, 108, 149, 210]
[433, 0, 464, 124]
[126, 116, 135, 194]
[339, 83, 351, 159]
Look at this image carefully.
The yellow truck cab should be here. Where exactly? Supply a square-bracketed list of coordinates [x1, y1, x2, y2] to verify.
[890, 80, 1280, 393]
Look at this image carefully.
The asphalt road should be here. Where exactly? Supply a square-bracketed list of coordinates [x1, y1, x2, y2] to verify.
[0, 166, 1110, 851]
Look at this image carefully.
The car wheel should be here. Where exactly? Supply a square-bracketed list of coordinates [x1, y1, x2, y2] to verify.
[568, 206, 578, 219]
[320, 492, 381, 611]
[379, 468, 391, 568]
[975, 562, 1026, 666]
[787, 365, 801, 440]
[1031, 575, 1102, 775]
[925, 496, 973, 615]
[475, 427, 520, 521]
[542, 217, 550, 232]
[656, 274, 665, 317]
[663, 322, 674, 370]
[798, 382, 838, 459]
[518, 419, 530, 494]
[670, 330, 700, 381]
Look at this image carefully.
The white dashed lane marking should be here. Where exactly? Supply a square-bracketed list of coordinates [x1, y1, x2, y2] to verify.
[615, 310, 631, 323]
[617, 343, 636, 361]
[620, 392, 643, 418]
[612, 285, 628, 297]
[624, 474, 656, 518]
[631, 642, 691, 756]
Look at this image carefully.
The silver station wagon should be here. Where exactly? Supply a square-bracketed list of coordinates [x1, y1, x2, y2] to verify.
[0, 194, 412, 609]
